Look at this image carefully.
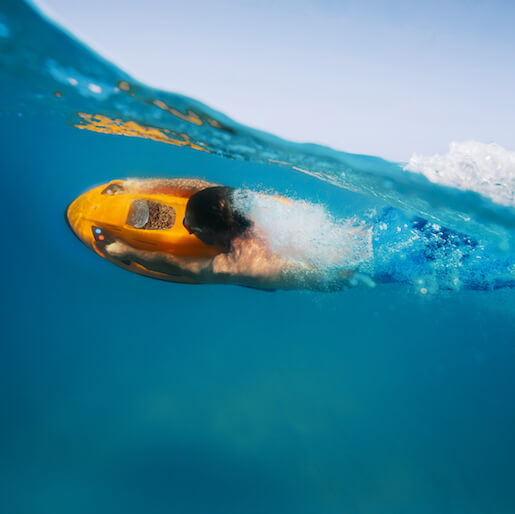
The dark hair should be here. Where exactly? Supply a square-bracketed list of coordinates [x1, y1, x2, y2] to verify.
[183, 186, 251, 251]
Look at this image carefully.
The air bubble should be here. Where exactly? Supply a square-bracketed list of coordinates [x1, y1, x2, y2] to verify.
[88, 83, 102, 94]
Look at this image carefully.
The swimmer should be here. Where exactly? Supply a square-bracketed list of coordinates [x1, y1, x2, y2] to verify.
[66, 178, 366, 291]
[68, 177, 513, 292]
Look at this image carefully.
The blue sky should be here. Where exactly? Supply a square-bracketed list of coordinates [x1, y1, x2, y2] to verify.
[35, 0, 515, 161]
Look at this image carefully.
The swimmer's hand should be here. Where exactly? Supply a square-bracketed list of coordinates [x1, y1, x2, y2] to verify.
[104, 241, 134, 260]
[105, 240, 176, 275]
[105, 241, 212, 279]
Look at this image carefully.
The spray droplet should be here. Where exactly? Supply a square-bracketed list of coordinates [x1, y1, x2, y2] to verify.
[88, 83, 102, 94]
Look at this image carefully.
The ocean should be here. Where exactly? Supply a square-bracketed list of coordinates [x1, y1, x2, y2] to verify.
[1, 1, 514, 513]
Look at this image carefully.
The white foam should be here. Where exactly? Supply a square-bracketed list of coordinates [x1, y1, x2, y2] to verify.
[233, 191, 374, 275]
[405, 141, 515, 207]
[87, 83, 102, 94]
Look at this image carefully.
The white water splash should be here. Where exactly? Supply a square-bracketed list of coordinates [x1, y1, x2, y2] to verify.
[405, 141, 515, 207]
[233, 191, 374, 276]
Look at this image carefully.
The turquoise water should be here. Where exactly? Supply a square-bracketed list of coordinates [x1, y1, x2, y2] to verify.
[1, 1, 515, 513]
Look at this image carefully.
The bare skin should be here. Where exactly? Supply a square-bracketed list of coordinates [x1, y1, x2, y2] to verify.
[104, 178, 366, 291]
[105, 234, 354, 291]
[123, 177, 217, 197]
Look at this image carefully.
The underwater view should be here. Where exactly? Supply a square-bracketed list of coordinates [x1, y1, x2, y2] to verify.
[1, 1, 514, 513]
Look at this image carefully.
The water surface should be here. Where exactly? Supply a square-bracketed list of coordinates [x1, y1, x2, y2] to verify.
[1, 2, 514, 513]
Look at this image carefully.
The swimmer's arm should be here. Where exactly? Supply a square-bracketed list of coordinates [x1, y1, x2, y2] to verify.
[105, 239, 374, 291]
[105, 239, 289, 288]
[105, 241, 214, 280]
[124, 178, 218, 197]
[211, 239, 365, 291]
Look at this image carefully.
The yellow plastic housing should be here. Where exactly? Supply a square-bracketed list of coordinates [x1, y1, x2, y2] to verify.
[66, 180, 220, 283]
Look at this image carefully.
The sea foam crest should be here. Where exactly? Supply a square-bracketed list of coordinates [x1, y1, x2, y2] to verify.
[405, 141, 515, 207]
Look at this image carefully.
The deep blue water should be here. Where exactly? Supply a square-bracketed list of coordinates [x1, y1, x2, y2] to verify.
[1, 2, 515, 513]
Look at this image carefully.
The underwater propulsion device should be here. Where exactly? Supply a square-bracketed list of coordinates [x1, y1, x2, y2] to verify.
[66, 180, 223, 283]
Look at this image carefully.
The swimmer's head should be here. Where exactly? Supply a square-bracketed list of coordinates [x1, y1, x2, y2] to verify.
[184, 186, 251, 250]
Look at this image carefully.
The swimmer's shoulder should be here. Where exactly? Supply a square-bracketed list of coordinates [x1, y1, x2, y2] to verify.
[124, 178, 219, 197]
